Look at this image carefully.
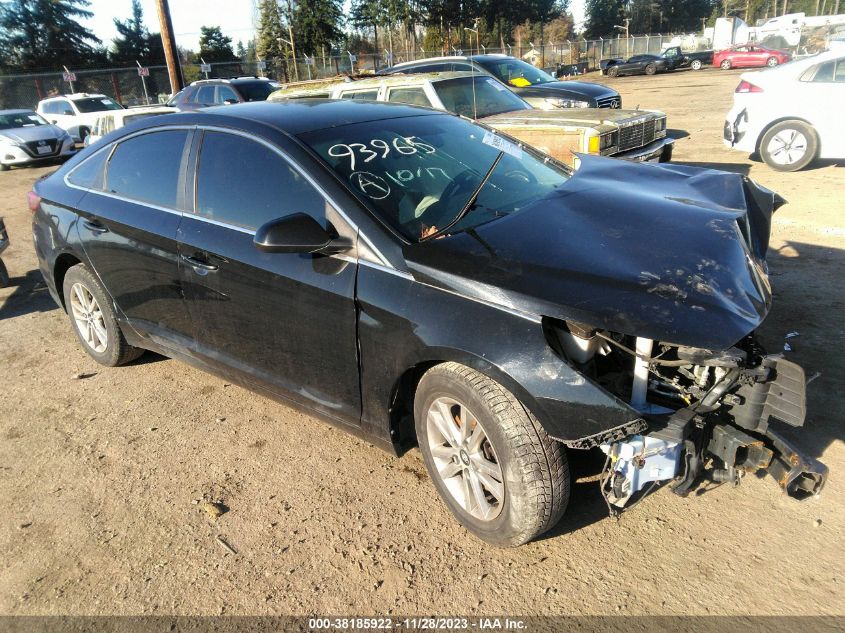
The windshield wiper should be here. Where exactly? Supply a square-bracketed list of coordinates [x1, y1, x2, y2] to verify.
[423, 151, 504, 241]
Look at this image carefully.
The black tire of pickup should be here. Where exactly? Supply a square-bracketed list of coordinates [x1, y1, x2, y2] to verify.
[690, 59, 703, 70]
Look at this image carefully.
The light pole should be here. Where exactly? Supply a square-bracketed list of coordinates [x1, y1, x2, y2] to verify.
[464, 27, 479, 56]
[614, 19, 631, 58]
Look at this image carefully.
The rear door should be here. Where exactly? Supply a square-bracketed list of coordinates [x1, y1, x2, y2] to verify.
[798, 56, 845, 155]
[177, 128, 362, 424]
[72, 127, 195, 344]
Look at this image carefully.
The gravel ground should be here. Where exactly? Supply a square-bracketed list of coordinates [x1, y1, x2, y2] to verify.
[0, 68, 842, 617]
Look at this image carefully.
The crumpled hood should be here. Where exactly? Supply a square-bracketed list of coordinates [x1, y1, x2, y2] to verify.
[0, 125, 65, 144]
[403, 155, 785, 349]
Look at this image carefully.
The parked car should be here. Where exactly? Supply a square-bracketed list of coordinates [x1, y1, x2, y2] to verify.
[268, 72, 673, 166]
[0, 109, 76, 171]
[724, 50, 845, 171]
[384, 54, 623, 109]
[600, 54, 673, 77]
[166, 77, 282, 111]
[713, 45, 791, 69]
[36, 93, 124, 142]
[32, 100, 827, 546]
[660, 46, 714, 70]
[85, 105, 175, 146]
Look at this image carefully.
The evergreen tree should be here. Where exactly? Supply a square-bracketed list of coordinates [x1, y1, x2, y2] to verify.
[584, 0, 627, 37]
[294, 0, 344, 56]
[256, 0, 287, 62]
[198, 26, 237, 63]
[0, 0, 101, 71]
[111, 0, 165, 64]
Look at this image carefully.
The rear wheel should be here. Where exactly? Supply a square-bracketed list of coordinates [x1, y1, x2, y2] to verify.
[766, 56, 779, 67]
[0, 259, 8, 288]
[414, 362, 569, 547]
[720, 59, 732, 70]
[62, 264, 143, 366]
[644, 62, 657, 75]
[759, 120, 818, 172]
[0, 163, 9, 172]
[606, 65, 619, 78]
[690, 59, 703, 70]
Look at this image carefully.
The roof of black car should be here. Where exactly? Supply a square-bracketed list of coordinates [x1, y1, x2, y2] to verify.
[0, 109, 34, 115]
[202, 99, 445, 135]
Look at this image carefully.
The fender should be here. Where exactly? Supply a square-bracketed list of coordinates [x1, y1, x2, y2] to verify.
[356, 263, 641, 451]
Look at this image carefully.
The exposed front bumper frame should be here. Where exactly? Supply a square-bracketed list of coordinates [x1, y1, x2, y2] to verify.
[614, 137, 674, 163]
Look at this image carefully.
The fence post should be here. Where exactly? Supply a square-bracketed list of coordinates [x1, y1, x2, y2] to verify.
[34, 78, 44, 101]
[110, 73, 122, 104]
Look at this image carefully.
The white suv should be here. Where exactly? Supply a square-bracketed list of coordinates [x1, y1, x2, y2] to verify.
[36, 93, 124, 143]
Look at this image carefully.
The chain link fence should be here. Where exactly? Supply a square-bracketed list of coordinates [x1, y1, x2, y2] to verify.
[0, 34, 688, 110]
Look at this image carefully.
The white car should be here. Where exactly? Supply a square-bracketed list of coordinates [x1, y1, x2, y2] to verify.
[36, 93, 124, 143]
[85, 105, 175, 146]
[0, 109, 76, 171]
[724, 49, 845, 171]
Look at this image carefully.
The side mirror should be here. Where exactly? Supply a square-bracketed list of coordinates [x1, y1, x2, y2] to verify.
[63, 109, 74, 116]
[223, 98, 238, 105]
[254, 213, 351, 254]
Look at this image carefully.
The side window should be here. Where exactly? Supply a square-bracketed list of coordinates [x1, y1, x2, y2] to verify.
[217, 86, 239, 103]
[403, 63, 449, 74]
[451, 62, 474, 71]
[195, 131, 326, 230]
[808, 60, 835, 82]
[67, 147, 110, 190]
[339, 89, 379, 101]
[386, 86, 433, 107]
[836, 59, 845, 82]
[105, 130, 189, 207]
[195, 86, 216, 104]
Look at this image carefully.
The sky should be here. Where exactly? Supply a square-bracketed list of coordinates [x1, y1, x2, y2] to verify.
[82, 0, 587, 52]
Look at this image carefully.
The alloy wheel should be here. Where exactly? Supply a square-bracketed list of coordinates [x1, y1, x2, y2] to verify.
[766, 129, 808, 166]
[69, 282, 108, 353]
[425, 396, 505, 521]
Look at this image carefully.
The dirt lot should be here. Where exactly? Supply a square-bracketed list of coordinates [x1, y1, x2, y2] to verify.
[1, 68, 843, 617]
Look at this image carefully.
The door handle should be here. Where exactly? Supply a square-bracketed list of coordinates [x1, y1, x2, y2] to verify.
[181, 253, 219, 272]
[82, 219, 109, 234]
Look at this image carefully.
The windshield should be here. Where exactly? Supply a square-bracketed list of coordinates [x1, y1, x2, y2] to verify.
[432, 76, 531, 118]
[0, 111, 49, 129]
[477, 58, 556, 87]
[73, 97, 124, 113]
[236, 81, 281, 102]
[299, 114, 570, 242]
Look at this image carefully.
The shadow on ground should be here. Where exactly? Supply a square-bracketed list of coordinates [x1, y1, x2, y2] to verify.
[0, 269, 58, 321]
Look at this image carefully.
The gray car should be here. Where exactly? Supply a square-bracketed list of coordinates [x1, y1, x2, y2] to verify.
[0, 110, 77, 171]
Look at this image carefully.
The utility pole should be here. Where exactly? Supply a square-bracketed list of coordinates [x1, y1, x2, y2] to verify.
[156, 0, 184, 93]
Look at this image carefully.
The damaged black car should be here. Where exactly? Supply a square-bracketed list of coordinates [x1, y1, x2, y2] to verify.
[31, 101, 827, 547]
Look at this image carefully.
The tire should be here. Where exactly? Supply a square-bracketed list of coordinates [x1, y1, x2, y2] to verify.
[690, 59, 702, 71]
[759, 120, 818, 172]
[606, 65, 619, 78]
[0, 259, 8, 288]
[0, 163, 9, 172]
[644, 62, 657, 75]
[62, 264, 143, 366]
[414, 362, 569, 547]
[78, 127, 89, 143]
[720, 59, 732, 70]
[766, 56, 779, 67]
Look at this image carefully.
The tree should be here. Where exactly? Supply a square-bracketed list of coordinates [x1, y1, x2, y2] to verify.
[198, 26, 236, 63]
[584, 0, 627, 37]
[0, 0, 102, 71]
[256, 0, 287, 62]
[294, 0, 344, 56]
[111, 0, 165, 65]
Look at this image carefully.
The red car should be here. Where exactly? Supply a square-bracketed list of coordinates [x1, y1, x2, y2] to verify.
[713, 45, 791, 70]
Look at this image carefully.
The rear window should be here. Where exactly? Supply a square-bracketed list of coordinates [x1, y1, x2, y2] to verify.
[105, 130, 188, 207]
[235, 81, 279, 101]
[432, 76, 531, 118]
[72, 97, 124, 113]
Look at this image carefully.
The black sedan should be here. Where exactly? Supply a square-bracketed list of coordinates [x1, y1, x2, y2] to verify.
[31, 101, 826, 546]
[600, 54, 673, 77]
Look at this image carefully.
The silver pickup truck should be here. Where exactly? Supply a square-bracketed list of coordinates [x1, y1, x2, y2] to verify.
[268, 72, 674, 167]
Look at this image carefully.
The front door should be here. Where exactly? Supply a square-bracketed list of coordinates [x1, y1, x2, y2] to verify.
[177, 129, 362, 424]
[74, 128, 195, 345]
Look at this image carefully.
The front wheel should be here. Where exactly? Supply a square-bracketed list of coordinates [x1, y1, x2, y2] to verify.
[720, 59, 732, 70]
[766, 56, 779, 67]
[690, 59, 703, 70]
[644, 62, 657, 75]
[759, 120, 818, 172]
[0, 259, 8, 288]
[62, 264, 144, 366]
[414, 362, 569, 547]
